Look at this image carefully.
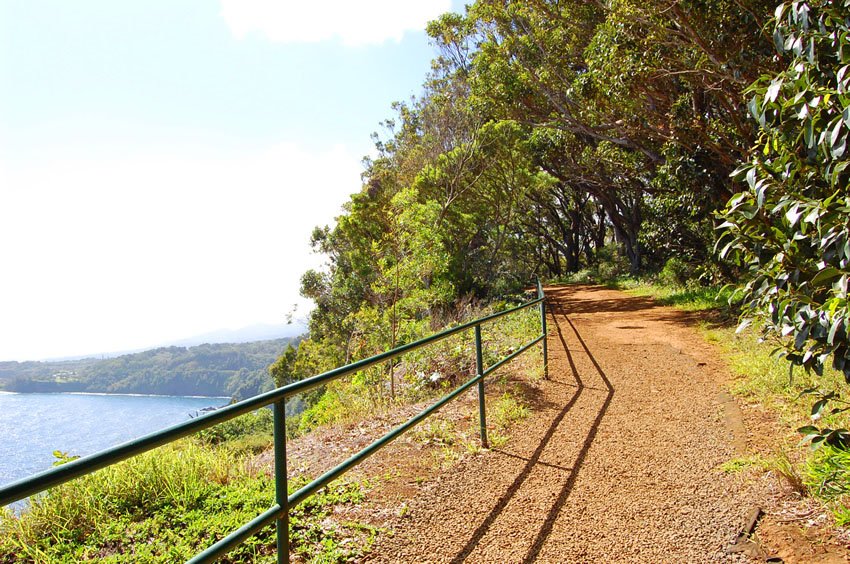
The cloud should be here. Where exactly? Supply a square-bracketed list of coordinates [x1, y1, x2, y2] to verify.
[0, 142, 362, 360]
[219, 0, 452, 46]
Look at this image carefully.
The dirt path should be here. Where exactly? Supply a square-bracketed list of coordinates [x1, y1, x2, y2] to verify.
[366, 285, 767, 563]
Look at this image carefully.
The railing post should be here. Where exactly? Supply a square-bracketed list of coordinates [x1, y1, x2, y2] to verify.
[536, 279, 549, 380]
[540, 296, 549, 380]
[474, 324, 488, 448]
[274, 401, 290, 564]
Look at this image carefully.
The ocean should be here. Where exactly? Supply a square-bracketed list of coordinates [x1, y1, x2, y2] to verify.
[0, 391, 228, 493]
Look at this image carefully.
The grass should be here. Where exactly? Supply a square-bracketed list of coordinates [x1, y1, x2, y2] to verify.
[0, 433, 373, 563]
[805, 446, 850, 526]
[291, 297, 543, 473]
[412, 419, 457, 447]
[616, 280, 736, 313]
[719, 454, 768, 474]
[291, 300, 542, 440]
[721, 331, 850, 429]
[0, 440, 271, 562]
[488, 391, 531, 448]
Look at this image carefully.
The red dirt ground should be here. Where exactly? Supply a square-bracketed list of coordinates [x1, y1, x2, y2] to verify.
[282, 285, 850, 562]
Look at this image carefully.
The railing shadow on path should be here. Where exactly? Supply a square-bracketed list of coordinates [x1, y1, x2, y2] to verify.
[521, 310, 615, 563]
[448, 291, 615, 563]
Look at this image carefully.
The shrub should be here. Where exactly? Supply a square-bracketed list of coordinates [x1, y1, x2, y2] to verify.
[196, 408, 274, 445]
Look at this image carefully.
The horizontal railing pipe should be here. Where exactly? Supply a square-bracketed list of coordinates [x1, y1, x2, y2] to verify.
[279, 298, 542, 399]
[288, 373, 484, 508]
[482, 335, 545, 377]
[189, 327, 543, 562]
[0, 297, 541, 508]
[187, 504, 283, 564]
[0, 400, 260, 506]
[0, 283, 548, 564]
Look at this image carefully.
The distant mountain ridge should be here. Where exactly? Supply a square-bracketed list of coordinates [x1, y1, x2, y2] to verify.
[0, 337, 301, 400]
[166, 321, 308, 348]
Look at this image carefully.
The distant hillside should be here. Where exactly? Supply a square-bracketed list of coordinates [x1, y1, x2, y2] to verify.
[0, 338, 298, 400]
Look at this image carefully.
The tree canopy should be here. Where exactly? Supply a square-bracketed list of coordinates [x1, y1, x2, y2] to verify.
[279, 0, 850, 415]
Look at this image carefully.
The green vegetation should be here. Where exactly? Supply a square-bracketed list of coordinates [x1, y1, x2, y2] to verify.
[0, 415, 373, 563]
[11, 0, 850, 557]
[719, 325, 850, 520]
[719, 455, 769, 474]
[0, 296, 542, 561]
[262, 0, 850, 536]
[488, 391, 531, 448]
[0, 303, 541, 562]
[806, 446, 850, 526]
[613, 277, 736, 314]
[272, 0, 781, 419]
[719, 0, 850, 384]
[0, 339, 295, 401]
[253, 0, 848, 469]
[280, 304, 541, 440]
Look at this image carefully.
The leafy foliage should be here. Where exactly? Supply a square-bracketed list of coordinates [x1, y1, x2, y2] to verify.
[196, 408, 274, 446]
[720, 0, 850, 381]
[805, 443, 850, 524]
[278, 1, 784, 414]
[0, 438, 372, 563]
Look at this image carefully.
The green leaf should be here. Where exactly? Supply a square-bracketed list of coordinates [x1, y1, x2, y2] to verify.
[829, 317, 843, 345]
[756, 181, 768, 208]
[766, 78, 783, 103]
[719, 240, 736, 260]
[746, 166, 757, 189]
[812, 267, 842, 286]
[736, 319, 752, 334]
[803, 207, 820, 223]
[831, 161, 850, 186]
[795, 324, 811, 350]
[747, 96, 763, 123]
[786, 204, 803, 226]
[774, 28, 785, 52]
[804, 119, 814, 147]
[831, 121, 847, 158]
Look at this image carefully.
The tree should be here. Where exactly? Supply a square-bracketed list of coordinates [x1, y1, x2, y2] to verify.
[269, 344, 298, 388]
[426, 0, 775, 274]
[720, 0, 850, 382]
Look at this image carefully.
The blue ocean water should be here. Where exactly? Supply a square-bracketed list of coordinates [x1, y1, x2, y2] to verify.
[0, 392, 228, 489]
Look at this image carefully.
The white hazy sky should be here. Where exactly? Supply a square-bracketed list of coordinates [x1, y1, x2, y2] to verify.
[0, 0, 457, 361]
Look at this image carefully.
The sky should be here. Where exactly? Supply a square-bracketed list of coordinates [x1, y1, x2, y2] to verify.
[0, 0, 461, 361]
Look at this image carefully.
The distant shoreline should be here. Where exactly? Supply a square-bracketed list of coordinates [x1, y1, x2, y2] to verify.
[0, 337, 294, 401]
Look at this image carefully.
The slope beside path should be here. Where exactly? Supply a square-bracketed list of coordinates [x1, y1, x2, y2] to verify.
[366, 284, 766, 563]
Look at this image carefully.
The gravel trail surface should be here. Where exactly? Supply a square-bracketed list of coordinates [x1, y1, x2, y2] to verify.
[367, 285, 765, 563]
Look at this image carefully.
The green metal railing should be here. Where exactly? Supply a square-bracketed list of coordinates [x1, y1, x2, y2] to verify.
[0, 283, 548, 563]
